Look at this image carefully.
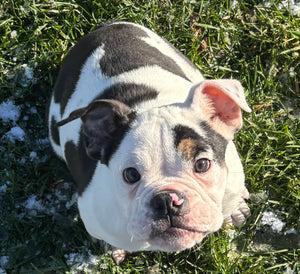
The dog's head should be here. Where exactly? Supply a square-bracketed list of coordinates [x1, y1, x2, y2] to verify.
[58, 79, 251, 251]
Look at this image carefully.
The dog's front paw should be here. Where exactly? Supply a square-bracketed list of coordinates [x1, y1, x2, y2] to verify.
[112, 247, 127, 265]
[223, 188, 251, 227]
[227, 198, 251, 227]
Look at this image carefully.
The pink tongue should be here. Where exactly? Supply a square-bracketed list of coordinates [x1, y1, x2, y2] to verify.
[169, 193, 184, 206]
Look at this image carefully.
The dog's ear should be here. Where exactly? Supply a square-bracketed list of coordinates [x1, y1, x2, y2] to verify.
[81, 100, 135, 163]
[190, 80, 251, 140]
[58, 100, 135, 164]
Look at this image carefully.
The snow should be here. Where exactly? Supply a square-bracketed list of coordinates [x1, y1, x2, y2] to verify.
[0, 181, 11, 194]
[3, 126, 25, 143]
[37, 137, 50, 146]
[259, 211, 285, 233]
[278, 0, 300, 15]
[289, 67, 295, 77]
[65, 193, 78, 210]
[285, 265, 295, 274]
[20, 183, 78, 218]
[22, 194, 55, 216]
[258, 0, 300, 15]
[29, 106, 37, 114]
[10, 30, 17, 39]
[0, 100, 21, 124]
[20, 64, 34, 87]
[29, 151, 38, 161]
[0, 185, 7, 193]
[15, 190, 105, 272]
[23, 194, 45, 215]
[0, 100, 26, 143]
[65, 249, 100, 273]
[230, 0, 300, 14]
[0, 256, 8, 268]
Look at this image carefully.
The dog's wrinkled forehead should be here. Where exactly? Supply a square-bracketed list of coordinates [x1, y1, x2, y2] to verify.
[129, 109, 178, 172]
[173, 123, 227, 164]
[127, 107, 228, 171]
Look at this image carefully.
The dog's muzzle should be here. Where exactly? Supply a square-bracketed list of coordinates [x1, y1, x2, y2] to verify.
[150, 191, 193, 236]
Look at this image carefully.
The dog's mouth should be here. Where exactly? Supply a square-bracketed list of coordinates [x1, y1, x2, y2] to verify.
[158, 224, 204, 234]
[149, 219, 208, 251]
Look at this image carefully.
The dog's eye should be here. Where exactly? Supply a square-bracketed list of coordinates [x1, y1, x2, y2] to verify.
[123, 168, 141, 184]
[194, 158, 211, 173]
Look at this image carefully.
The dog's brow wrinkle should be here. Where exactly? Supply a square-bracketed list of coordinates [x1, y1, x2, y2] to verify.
[172, 124, 208, 161]
[178, 138, 201, 160]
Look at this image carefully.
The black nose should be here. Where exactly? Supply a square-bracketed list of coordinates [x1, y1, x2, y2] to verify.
[150, 191, 189, 217]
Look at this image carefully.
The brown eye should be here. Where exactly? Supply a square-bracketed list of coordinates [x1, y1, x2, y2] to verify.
[123, 168, 141, 184]
[194, 158, 211, 173]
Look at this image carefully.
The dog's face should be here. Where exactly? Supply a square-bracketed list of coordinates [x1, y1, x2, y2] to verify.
[112, 108, 228, 251]
[60, 79, 251, 251]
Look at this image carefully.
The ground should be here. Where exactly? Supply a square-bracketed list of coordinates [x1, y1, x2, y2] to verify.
[0, 0, 299, 273]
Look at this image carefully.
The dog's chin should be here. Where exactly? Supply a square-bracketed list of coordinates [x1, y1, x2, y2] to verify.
[149, 227, 207, 252]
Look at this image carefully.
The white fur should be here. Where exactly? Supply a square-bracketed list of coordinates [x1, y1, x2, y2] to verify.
[112, 22, 204, 83]
[59, 46, 112, 158]
[117, 66, 194, 110]
[48, 96, 64, 159]
[56, 47, 195, 157]
[223, 141, 250, 226]
[78, 106, 227, 252]
[49, 22, 251, 257]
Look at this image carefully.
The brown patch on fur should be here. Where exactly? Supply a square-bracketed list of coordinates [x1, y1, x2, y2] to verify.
[178, 138, 198, 160]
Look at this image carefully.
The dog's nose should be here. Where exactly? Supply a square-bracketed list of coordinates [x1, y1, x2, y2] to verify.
[150, 191, 188, 217]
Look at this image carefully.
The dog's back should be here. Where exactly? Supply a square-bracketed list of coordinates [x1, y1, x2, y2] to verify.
[48, 22, 203, 159]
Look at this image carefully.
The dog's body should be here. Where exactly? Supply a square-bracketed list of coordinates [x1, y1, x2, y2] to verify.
[48, 22, 251, 262]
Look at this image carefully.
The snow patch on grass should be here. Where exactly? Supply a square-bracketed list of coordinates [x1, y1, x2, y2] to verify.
[285, 264, 295, 274]
[0, 181, 11, 194]
[0, 100, 21, 124]
[3, 126, 25, 143]
[10, 30, 17, 39]
[259, 211, 285, 233]
[0, 185, 7, 193]
[20, 64, 35, 87]
[0, 256, 8, 269]
[0, 100, 27, 143]
[279, 0, 300, 15]
[20, 183, 78, 218]
[260, 0, 300, 15]
[29, 151, 38, 161]
[23, 194, 46, 215]
[65, 248, 100, 273]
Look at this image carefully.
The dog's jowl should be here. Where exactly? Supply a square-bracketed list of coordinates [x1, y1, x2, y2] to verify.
[48, 22, 251, 263]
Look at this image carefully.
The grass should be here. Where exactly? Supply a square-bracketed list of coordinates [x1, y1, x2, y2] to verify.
[0, 0, 299, 273]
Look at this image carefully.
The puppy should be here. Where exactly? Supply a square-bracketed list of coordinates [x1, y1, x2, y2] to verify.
[48, 22, 251, 263]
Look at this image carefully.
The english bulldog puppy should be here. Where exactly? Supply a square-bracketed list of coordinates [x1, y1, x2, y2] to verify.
[48, 22, 251, 264]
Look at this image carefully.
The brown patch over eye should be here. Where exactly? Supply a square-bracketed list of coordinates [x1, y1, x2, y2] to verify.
[177, 138, 199, 160]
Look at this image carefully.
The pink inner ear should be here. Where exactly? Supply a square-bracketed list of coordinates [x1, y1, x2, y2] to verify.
[202, 84, 241, 128]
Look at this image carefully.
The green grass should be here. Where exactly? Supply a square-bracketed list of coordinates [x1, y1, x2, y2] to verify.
[0, 0, 299, 273]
